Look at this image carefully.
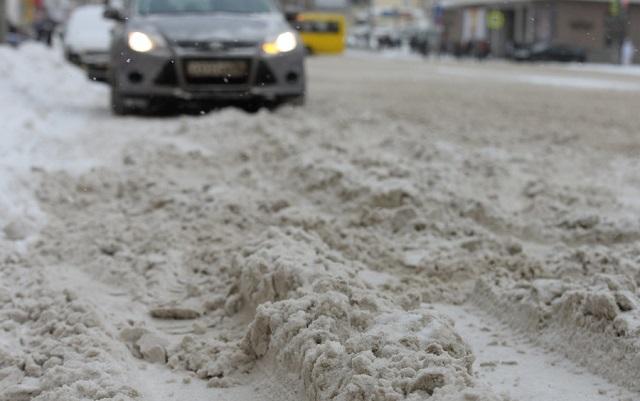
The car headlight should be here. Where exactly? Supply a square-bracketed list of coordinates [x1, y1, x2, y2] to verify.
[128, 30, 167, 53]
[262, 32, 297, 55]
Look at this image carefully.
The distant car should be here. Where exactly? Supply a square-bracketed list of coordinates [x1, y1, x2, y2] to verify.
[512, 42, 587, 63]
[103, 0, 306, 115]
[63, 5, 114, 82]
[290, 12, 346, 55]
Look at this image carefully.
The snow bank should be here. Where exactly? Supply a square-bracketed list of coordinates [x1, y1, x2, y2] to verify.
[471, 250, 640, 391]
[239, 229, 500, 401]
[0, 257, 139, 401]
[12, 115, 509, 400]
[3, 46, 639, 401]
[0, 44, 106, 241]
[565, 63, 640, 77]
[436, 66, 640, 92]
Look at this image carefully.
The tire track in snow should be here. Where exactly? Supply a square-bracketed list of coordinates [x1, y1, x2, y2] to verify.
[430, 303, 637, 401]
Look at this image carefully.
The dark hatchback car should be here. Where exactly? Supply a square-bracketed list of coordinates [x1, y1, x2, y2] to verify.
[104, 0, 306, 114]
[511, 42, 587, 63]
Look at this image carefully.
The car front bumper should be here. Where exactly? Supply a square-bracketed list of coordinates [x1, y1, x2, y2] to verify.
[81, 53, 110, 82]
[112, 45, 306, 101]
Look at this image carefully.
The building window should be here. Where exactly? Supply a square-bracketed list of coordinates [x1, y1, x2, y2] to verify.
[570, 20, 594, 31]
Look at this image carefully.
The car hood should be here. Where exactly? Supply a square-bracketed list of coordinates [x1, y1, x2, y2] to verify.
[134, 13, 287, 43]
[65, 28, 112, 53]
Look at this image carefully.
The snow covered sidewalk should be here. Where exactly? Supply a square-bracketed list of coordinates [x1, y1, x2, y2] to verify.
[0, 44, 108, 240]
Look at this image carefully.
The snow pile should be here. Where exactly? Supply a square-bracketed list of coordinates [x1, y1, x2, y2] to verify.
[0, 44, 105, 241]
[11, 98, 639, 399]
[0, 255, 139, 401]
[566, 63, 640, 77]
[472, 247, 640, 391]
[13, 120, 509, 400]
[239, 229, 500, 401]
[436, 66, 640, 92]
[2, 44, 640, 401]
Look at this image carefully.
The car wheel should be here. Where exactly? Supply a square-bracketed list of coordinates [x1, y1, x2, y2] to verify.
[110, 84, 131, 116]
[109, 72, 139, 116]
[285, 94, 306, 107]
[266, 95, 306, 111]
[242, 100, 263, 113]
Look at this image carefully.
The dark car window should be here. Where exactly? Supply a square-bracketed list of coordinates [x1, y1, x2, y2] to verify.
[137, 0, 275, 15]
[294, 20, 340, 34]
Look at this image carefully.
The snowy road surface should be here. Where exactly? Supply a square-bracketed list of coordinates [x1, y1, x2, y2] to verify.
[1, 44, 640, 401]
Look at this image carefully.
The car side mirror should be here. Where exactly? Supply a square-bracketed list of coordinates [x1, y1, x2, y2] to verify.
[103, 7, 126, 22]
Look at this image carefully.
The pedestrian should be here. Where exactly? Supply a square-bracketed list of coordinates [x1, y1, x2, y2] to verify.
[621, 38, 635, 66]
[33, 8, 56, 47]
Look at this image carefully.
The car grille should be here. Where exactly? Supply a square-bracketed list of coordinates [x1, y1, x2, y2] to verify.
[255, 61, 276, 86]
[174, 40, 257, 52]
[154, 61, 179, 86]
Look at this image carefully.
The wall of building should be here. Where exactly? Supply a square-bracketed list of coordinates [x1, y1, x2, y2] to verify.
[629, 6, 640, 63]
[461, 7, 486, 41]
[442, 8, 463, 44]
[553, 1, 640, 63]
[280, 0, 349, 11]
[553, 1, 611, 60]
[373, 0, 427, 8]
[280, 0, 314, 11]
[7, 0, 22, 25]
[6, 0, 38, 27]
[532, 2, 553, 42]
[430, 0, 639, 62]
[512, 3, 536, 43]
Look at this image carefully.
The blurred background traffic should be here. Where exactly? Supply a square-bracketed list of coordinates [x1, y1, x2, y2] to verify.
[0, 0, 637, 65]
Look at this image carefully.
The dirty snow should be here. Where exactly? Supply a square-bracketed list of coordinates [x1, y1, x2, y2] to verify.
[1, 44, 640, 401]
[432, 303, 636, 401]
[565, 63, 640, 77]
[0, 43, 107, 241]
[436, 65, 640, 91]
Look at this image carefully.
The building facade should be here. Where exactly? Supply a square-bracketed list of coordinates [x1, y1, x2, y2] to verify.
[7, 0, 99, 27]
[279, 0, 349, 11]
[442, 0, 640, 63]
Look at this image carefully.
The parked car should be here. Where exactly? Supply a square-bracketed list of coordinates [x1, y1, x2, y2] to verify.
[511, 42, 587, 63]
[103, 0, 306, 115]
[63, 5, 114, 82]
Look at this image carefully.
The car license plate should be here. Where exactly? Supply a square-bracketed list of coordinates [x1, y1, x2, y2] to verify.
[186, 60, 248, 78]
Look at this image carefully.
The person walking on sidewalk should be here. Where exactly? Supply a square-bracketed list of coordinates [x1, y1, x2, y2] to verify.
[621, 38, 636, 66]
[33, 7, 56, 47]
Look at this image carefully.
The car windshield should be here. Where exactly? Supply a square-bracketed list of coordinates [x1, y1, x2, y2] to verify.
[137, 0, 275, 15]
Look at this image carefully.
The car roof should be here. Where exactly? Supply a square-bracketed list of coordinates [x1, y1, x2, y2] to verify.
[70, 4, 106, 17]
[297, 12, 345, 22]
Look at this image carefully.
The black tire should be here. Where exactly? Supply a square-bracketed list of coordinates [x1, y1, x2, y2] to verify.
[285, 94, 306, 107]
[109, 70, 138, 116]
[110, 84, 130, 116]
[242, 100, 263, 113]
[267, 94, 306, 111]
[87, 67, 108, 83]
